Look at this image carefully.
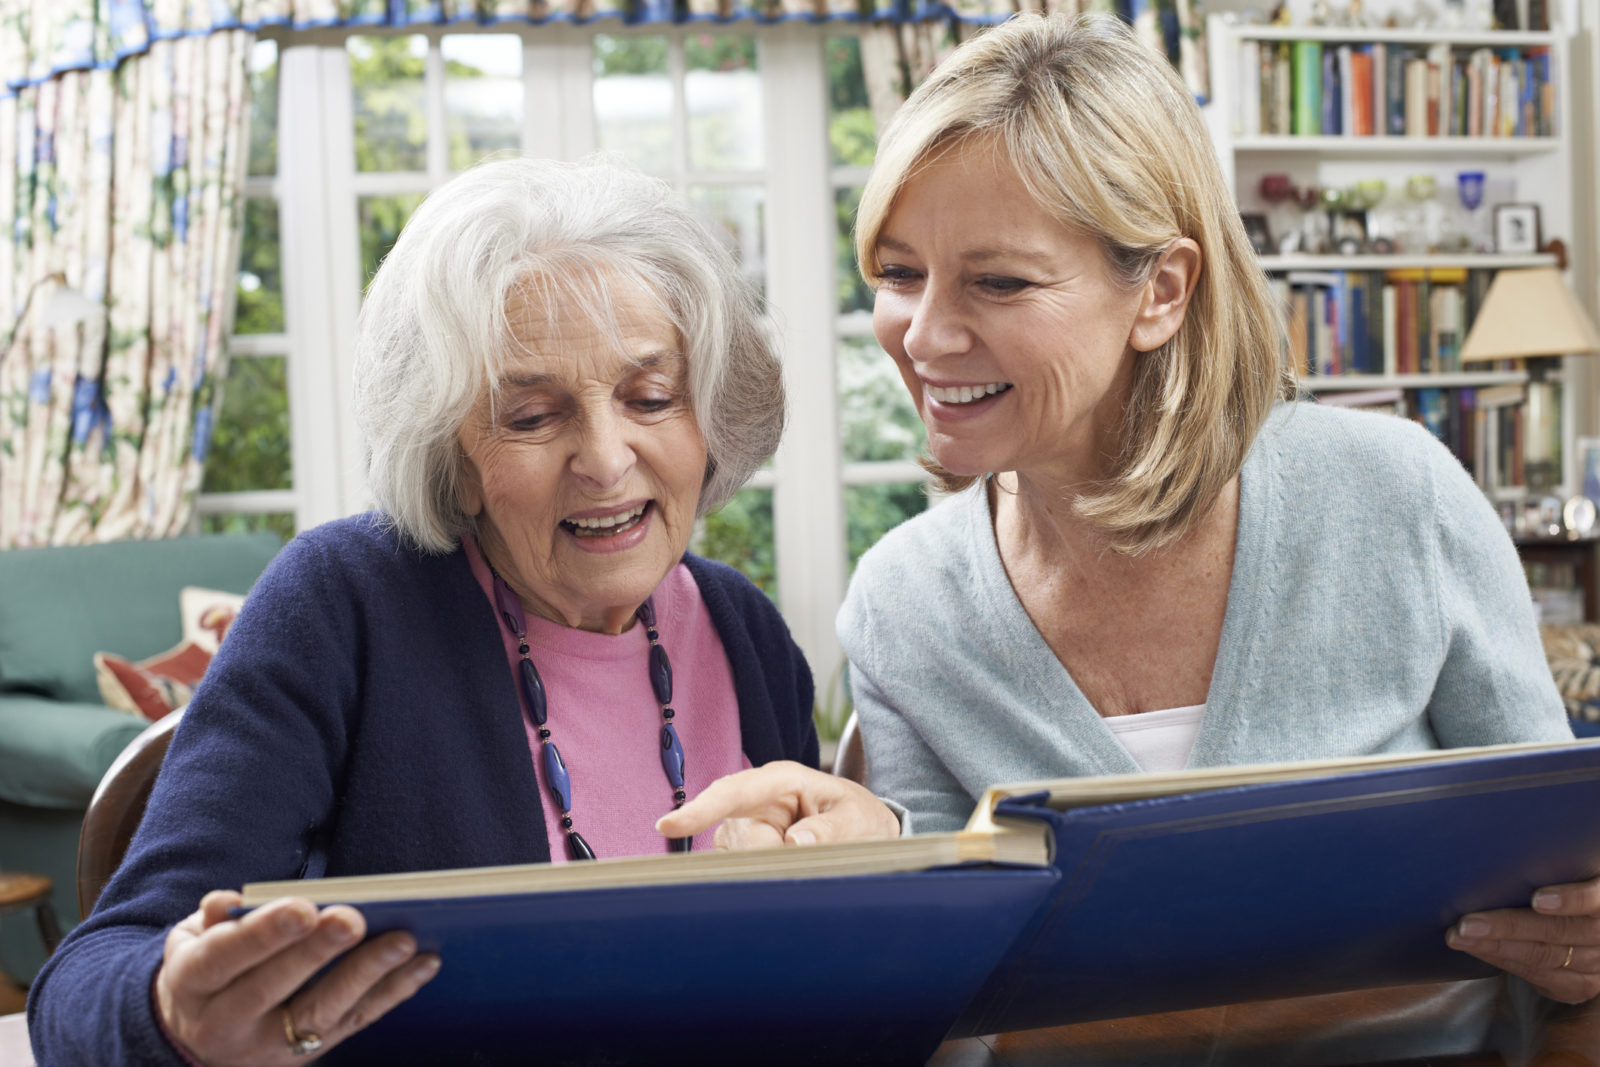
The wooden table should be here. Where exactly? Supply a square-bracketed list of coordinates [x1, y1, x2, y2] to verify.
[6, 979, 1597, 1065]
[930, 979, 1600, 1067]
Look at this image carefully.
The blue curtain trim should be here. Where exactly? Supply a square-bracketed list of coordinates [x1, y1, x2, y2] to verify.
[3, 5, 1033, 99]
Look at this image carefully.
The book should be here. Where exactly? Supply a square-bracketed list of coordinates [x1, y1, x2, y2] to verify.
[1292, 40, 1322, 136]
[241, 739, 1600, 1063]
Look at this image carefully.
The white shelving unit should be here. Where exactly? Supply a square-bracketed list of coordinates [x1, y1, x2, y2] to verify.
[1205, 15, 1580, 497]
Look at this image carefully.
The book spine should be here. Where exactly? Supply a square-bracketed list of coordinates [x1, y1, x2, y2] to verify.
[1322, 46, 1340, 135]
[1381, 282, 1398, 377]
[1350, 47, 1373, 136]
[1239, 38, 1260, 136]
[1371, 43, 1386, 137]
[1386, 45, 1407, 135]
[1293, 40, 1323, 136]
[1405, 57, 1428, 137]
[1337, 44, 1354, 137]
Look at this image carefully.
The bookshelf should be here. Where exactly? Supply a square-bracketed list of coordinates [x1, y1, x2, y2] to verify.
[1205, 15, 1580, 500]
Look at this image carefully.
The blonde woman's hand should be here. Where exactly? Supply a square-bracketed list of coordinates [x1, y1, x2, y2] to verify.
[154, 891, 440, 1065]
[656, 760, 901, 850]
[1447, 874, 1600, 1003]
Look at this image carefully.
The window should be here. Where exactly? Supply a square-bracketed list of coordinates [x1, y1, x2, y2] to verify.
[205, 24, 925, 698]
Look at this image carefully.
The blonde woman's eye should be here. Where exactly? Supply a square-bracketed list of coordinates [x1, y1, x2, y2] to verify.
[978, 276, 1031, 294]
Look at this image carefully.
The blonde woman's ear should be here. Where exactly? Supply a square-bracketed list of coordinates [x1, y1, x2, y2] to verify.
[1129, 238, 1201, 353]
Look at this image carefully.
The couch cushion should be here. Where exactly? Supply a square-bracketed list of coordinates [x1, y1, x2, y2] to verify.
[0, 695, 149, 808]
[0, 531, 281, 704]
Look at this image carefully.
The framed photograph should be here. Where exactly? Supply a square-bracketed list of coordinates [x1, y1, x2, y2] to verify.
[1493, 203, 1541, 254]
[1579, 436, 1600, 505]
[1240, 212, 1273, 255]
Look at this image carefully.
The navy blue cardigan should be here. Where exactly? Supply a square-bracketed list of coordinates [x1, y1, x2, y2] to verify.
[28, 515, 817, 1065]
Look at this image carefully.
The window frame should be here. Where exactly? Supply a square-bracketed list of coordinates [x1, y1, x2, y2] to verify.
[203, 22, 914, 699]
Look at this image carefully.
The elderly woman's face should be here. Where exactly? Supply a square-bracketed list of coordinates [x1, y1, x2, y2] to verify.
[457, 279, 707, 634]
[870, 138, 1147, 485]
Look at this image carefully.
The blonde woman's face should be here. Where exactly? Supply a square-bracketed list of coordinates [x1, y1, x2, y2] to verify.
[456, 279, 707, 635]
[869, 139, 1146, 486]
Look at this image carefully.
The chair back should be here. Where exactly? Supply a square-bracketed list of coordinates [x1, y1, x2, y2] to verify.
[76, 708, 184, 917]
[832, 709, 867, 785]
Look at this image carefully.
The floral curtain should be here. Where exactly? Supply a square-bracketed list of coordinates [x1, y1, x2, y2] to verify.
[1, 24, 252, 547]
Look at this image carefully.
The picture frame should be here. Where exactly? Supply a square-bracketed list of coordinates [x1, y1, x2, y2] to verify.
[1493, 203, 1541, 254]
[1578, 436, 1600, 506]
[1240, 212, 1273, 256]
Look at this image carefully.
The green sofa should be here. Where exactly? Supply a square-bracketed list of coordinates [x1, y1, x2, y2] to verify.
[0, 531, 282, 982]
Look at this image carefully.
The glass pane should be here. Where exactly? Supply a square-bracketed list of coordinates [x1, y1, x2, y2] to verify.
[835, 186, 872, 316]
[593, 34, 673, 174]
[200, 511, 297, 543]
[687, 184, 765, 302]
[202, 356, 291, 493]
[235, 198, 283, 335]
[442, 34, 522, 171]
[349, 35, 428, 173]
[846, 483, 928, 571]
[685, 35, 761, 171]
[247, 39, 278, 177]
[359, 193, 427, 288]
[695, 487, 775, 599]
[827, 36, 876, 168]
[838, 336, 924, 463]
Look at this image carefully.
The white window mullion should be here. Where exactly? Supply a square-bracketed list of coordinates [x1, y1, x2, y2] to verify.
[425, 33, 449, 181]
[761, 24, 846, 703]
[317, 46, 369, 519]
[277, 44, 353, 529]
[525, 29, 596, 158]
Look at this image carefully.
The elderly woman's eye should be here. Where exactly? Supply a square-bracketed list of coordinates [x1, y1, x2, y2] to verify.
[632, 396, 676, 413]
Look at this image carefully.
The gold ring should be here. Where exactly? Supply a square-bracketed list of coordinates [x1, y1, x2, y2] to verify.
[1561, 945, 1576, 970]
[281, 1005, 323, 1056]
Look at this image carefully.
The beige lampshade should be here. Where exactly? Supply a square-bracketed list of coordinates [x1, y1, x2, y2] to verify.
[1460, 267, 1600, 362]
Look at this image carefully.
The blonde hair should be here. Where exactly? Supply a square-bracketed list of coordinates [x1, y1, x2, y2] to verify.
[355, 155, 783, 553]
[855, 13, 1291, 555]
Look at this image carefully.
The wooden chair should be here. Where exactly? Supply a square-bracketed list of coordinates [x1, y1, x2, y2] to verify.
[832, 710, 866, 785]
[75, 709, 184, 918]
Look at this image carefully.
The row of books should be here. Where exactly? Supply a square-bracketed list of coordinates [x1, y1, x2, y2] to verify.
[1314, 381, 1560, 493]
[1233, 39, 1556, 139]
[1274, 267, 1494, 377]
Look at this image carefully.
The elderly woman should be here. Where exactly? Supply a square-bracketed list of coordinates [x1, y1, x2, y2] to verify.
[676, 12, 1599, 1008]
[27, 155, 887, 1065]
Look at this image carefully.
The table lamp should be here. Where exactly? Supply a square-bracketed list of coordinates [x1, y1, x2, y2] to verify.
[1460, 267, 1600, 493]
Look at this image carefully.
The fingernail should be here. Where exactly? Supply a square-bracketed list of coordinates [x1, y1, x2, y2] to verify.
[278, 907, 312, 935]
[328, 918, 359, 946]
[790, 828, 816, 846]
[1458, 918, 1491, 938]
[1534, 890, 1562, 911]
[412, 956, 441, 981]
[382, 938, 417, 966]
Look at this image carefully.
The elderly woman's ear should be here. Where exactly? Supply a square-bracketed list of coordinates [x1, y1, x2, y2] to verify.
[1129, 237, 1202, 354]
[456, 449, 484, 518]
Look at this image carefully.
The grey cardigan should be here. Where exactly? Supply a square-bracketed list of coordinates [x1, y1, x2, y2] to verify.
[840, 402, 1573, 833]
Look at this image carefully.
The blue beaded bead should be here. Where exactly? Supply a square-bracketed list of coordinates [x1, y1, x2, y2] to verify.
[543, 742, 572, 813]
[649, 644, 673, 705]
[519, 657, 547, 726]
[659, 722, 686, 789]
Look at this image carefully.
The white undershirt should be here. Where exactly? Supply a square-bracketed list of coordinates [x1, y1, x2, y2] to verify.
[1103, 703, 1207, 772]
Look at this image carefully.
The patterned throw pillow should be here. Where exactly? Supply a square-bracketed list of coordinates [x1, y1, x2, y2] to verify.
[93, 587, 246, 721]
[1540, 623, 1600, 725]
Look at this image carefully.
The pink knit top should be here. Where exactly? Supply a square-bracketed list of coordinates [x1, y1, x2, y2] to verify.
[463, 536, 751, 859]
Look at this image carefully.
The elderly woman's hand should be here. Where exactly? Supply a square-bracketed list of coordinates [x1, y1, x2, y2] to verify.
[154, 891, 440, 1065]
[656, 761, 901, 850]
[1446, 874, 1600, 1003]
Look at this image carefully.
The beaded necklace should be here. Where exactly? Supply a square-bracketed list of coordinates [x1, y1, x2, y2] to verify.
[491, 572, 691, 860]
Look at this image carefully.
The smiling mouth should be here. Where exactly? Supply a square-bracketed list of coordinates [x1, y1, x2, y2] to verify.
[561, 503, 649, 538]
[926, 382, 1012, 405]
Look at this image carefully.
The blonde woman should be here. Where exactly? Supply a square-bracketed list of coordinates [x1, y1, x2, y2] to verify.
[677, 12, 1596, 1006]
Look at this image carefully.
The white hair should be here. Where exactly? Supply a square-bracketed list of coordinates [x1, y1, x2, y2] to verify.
[354, 155, 784, 553]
